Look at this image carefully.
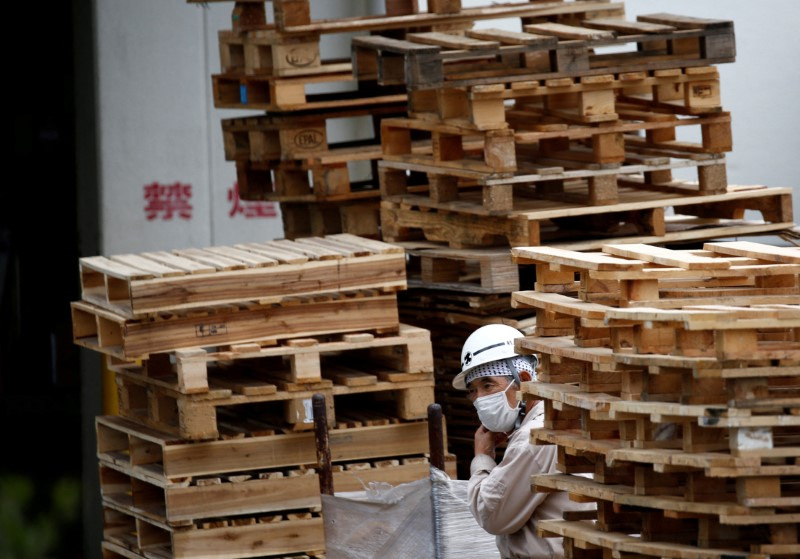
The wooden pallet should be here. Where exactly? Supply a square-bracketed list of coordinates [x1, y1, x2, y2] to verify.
[512, 241, 800, 306]
[99, 454, 456, 526]
[111, 324, 432, 394]
[221, 104, 404, 163]
[103, 500, 326, 559]
[72, 291, 400, 360]
[380, 112, 733, 212]
[96, 414, 433, 482]
[533, 519, 767, 559]
[402, 66, 725, 130]
[380, 184, 794, 248]
[279, 199, 383, 239]
[113, 365, 435, 440]
[353, 13, 734, 90]
[212, 71, 407, 112]
[78, 234, 405, 317]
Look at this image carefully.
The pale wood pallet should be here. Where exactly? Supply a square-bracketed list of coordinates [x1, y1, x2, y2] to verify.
[96, 414, 434, 483]
[113, 366, 435, 440]
[72, 291, 400, 361]
[99, 454, 456, 527]
[103, 499, 327, 559]
[353, 13, 734, 90]
[110, 323, 433, 394]
[380, 183, 794, 248]
[78, 234, 405, 317]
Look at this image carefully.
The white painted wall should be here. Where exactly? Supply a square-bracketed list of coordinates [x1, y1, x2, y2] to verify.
[96, 1, 799, 254]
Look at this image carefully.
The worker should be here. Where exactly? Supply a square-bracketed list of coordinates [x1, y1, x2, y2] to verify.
[453, 324, 595, 559]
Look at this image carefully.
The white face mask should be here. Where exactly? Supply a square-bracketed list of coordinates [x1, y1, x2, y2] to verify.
[474, 381, 519, 433]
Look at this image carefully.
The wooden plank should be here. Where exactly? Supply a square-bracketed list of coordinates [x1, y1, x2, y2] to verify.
[581, 18, 676, 34]
[602, 243, 731, 270]
[637, 13, 734, 31]
[109, 254, 187, 277]
[136, 251, 217, 274]
[465, 28, 558, 47]
[703, 241, 800, 264]
[232, 242, 310, 264]
[523, 22, 617, 41]
[200, 246, 279, 267]
[406, 31, 499, 50]
[511, 246, 645, 270]
[80, 256, 155, 280]
[512, 291, 610, 320]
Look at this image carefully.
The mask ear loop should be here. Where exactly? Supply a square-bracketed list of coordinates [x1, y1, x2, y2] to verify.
[504, 357, 527, 430]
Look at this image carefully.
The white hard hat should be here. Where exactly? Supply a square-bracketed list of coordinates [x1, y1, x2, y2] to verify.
[453, 324, 527, 390]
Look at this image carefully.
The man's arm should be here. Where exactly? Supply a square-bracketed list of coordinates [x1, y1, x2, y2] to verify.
[467, 429, 557, 535]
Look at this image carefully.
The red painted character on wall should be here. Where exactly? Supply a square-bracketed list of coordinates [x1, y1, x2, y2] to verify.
[228, 182, 277, 219]
[144, 182, 193, 220]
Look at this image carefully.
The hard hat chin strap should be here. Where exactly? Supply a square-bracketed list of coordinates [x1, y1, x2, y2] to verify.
[503, 357, 527, 430]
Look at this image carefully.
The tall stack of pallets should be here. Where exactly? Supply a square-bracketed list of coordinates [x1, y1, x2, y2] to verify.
[509, 240, 799, 558]
[199, 0, 631, 240]
[71, 234, 458, 559]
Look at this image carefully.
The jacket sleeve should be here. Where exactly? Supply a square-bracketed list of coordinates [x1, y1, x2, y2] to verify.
[467, 431, 558, 535]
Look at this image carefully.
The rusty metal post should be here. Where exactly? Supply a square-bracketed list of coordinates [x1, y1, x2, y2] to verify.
[427, 403, 445, 472]
[313, 393, 334, 495]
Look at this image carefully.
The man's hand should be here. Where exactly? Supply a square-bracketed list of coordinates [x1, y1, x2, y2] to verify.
[474, 425, 508, 460]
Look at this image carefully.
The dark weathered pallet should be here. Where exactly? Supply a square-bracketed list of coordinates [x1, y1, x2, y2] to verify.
[111, 323, 433, 394]
[353, 13, 735, 90]
[380, 184, 794, 249]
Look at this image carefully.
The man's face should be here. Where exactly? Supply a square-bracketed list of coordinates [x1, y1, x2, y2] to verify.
[467, 375, 514, 404]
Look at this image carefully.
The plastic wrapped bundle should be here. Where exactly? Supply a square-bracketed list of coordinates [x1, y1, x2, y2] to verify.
[322, 468, 500, 559]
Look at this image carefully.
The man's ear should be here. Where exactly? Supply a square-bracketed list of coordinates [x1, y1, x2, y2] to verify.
[518, 370, 532, 383]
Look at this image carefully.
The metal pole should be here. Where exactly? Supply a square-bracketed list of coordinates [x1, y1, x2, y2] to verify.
[313, 393, 334, 495]
[427, 403, 445, 472]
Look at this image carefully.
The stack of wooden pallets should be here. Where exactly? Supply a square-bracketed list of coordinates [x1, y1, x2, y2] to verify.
[508, 240, 799, 558]
[196, 0, 629, 240]
[71, 234, 458, 559]
[353, 8, 795, 248]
